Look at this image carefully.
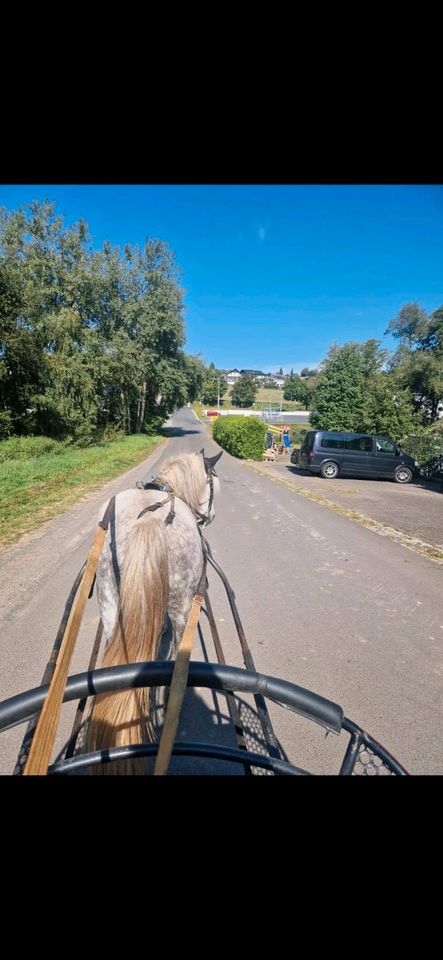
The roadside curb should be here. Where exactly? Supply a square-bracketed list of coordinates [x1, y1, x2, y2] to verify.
[244, 459, 443, 565]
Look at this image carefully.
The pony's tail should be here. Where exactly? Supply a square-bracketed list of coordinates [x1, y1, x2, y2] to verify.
[87, 512, 169, 775]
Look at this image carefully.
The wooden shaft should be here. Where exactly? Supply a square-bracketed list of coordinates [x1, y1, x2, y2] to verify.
[154, 594, 203, 776]
[23, 525, 108, 776]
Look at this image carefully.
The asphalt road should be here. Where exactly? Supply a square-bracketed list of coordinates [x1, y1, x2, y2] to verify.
[1, 408, 442, 775]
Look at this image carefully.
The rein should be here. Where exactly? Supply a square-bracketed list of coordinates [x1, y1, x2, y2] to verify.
[136, 468, 217, 526]
[154, 535, 208, 776]
[135, 468, 215, 775]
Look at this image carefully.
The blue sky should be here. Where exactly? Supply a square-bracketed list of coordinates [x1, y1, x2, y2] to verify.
[1, 184, 442, 373]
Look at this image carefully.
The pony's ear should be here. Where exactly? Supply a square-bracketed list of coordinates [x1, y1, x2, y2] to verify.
[197, 448, 205, 457]
[204, 450, 223, 472]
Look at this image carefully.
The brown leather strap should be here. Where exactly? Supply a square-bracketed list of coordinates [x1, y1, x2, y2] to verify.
[154, 593, 204, 776]
[23, 497, 115, 776]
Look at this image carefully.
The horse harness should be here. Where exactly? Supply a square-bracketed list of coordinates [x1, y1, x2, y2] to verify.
[136, 479, 177, 525]
[23, 458, 219, 775]
[135, 475, 209, 592]
[134, 469, 223, 774]
[135, 464, 217, 527]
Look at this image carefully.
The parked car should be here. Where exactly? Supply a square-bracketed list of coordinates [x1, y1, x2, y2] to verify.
[296, 431, 419, 483]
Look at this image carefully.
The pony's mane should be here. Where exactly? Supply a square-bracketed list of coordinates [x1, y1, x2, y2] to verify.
[156, 453, 206, 516]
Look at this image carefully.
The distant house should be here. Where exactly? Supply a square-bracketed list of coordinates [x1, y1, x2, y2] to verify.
[226, 368, 289, 388]
[226, 369, 242, 384]
[240, 369, 266, 379]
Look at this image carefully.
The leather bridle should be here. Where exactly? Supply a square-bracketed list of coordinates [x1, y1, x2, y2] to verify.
[136, 466, 217, 526]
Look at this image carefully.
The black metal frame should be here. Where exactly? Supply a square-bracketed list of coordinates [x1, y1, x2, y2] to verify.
[1, 525, 409, 776]
[0, 662, 408, 775]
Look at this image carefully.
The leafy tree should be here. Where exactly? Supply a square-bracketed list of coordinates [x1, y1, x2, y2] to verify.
[0, 201, 190, 440]
[283, 373, 302, 401]
[310, 343, 366, 430]
[360, 373, 419, 439]
[298, 381, 311, 409]
[181, 354, 206, 403]
[386, 303, 443, 421]
[231, 375, 257, 408]
[201, 365, 228, 405]
[283, 373, 311, 408]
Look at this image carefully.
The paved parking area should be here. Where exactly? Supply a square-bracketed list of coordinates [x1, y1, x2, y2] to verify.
[249, 454, 443, 553]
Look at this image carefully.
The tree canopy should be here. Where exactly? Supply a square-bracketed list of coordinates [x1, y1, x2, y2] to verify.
[0, 200, 199, 440]
[231, 375, 257, 408]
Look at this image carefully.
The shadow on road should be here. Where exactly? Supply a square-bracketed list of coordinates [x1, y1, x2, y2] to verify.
[163, 427, 201, 437]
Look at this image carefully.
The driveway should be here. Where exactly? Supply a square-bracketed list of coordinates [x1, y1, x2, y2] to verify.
[248, 455, 443, 558]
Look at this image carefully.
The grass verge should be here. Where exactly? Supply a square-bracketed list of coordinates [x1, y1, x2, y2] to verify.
[0, 434, 165, 549]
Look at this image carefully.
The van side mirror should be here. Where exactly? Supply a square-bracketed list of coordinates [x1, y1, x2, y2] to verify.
[395, 445, 401, 455]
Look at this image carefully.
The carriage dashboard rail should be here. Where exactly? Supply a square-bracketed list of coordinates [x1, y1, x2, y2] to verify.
[0, 661, 408, 775]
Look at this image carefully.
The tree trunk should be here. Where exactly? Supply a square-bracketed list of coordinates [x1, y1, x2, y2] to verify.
[120, 391, 127, 433]
[139, 381, 147, 431]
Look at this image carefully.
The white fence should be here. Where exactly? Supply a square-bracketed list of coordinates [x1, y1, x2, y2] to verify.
[204, 409, 311, 422]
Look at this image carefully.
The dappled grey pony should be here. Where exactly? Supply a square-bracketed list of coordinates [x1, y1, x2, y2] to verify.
[87, 449, 221, 773]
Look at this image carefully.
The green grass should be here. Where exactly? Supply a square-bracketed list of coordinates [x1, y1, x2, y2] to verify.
[219, 386, 308, 411]
[0, 434, 165, 548]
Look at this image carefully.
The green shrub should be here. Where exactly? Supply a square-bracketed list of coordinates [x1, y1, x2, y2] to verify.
[213, 415, 265, 460]
[400, 431, 443, 478]
[143, 415, 165, 436]
[289, 427, 308, 447]
[0, 411, 14, 440]
[0, 436, 67, 463]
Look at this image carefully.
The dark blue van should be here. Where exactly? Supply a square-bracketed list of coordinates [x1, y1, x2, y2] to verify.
[297, 431, 419, 483]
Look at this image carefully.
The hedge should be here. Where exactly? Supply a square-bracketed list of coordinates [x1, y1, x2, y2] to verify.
[400, 432, 443, 479]
[0, 436, 68, 463]
[213, 416, 266, 460]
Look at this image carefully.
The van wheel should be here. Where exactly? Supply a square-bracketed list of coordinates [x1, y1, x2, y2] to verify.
[320, 462, 339, 479]
[394, 466, 413, 484]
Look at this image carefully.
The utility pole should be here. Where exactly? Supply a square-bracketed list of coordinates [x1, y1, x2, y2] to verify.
[217, 378, 220, 410]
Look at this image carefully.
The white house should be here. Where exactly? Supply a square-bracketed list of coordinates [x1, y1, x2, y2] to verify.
[226, 369, 242, 384]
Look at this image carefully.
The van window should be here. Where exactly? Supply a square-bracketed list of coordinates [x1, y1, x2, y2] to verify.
[375, 437, 396, 454]
[302, 432, 315, 453]
[320, 433, 345, 449]
[345, 436, 373, 452]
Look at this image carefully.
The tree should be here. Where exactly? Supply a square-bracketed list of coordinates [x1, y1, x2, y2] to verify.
[201, 364, 228, 405]
[283, 373, 303, 401]
[386, 303, 443, 421]
[0, 200, 190, 440]
[310, 343, 366, 430]
[181, 354, 206, 403]
[231, 375, 257, 408]
[283, 373, 311, 408]
[360, 373, 419, 439]
[298, 381, 311, 409]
